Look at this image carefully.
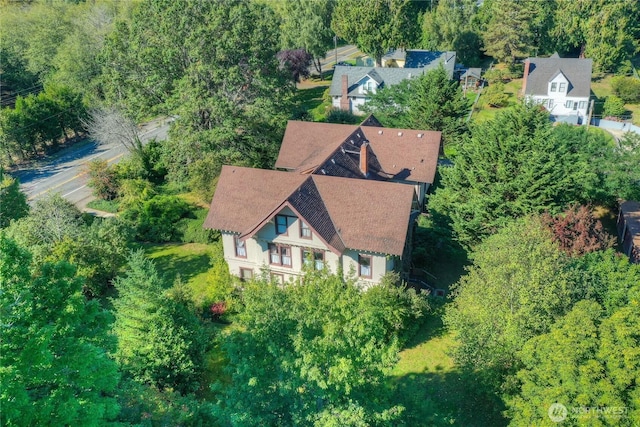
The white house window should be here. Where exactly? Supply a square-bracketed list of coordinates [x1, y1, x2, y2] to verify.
[559, 82, 566, 92]
[565, 100, 573, 108]
[269, 243, 292, 267]
[550, 82, 557, 92]
[548, 99, 554, 109]
[235, 236, 246, 258]
[300, 221, 312, 239]
[303, 249, 324, 270]
[358, 255, 372, 278]
[365, 81, 375, 92]
[579, 101, 587, 109]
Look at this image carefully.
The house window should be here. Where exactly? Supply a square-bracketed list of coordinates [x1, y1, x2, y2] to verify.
[559, 82, 566, 92]
[548, 99, 554, 109]
[565, 100, 573, 108]
[270, 273, 284, 284]
[239, 268, 253, 281]
[578, 101, 587, 109]
[364, 80, 375, 92]
[302, 249, 325, 270]
[275, 215, 288, 235]
[269, 243, 292, 267]
[234, 236, 246, 258]
[358, 255, 372, 278]
[300, 221, 312, 239]
[550, 82, 557, 92]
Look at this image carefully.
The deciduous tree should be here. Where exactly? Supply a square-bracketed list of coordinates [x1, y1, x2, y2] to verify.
[444, 217, 576, 390]
[0, 170, 28, 228]
[0, 236, 120, 425]
[217, 270, 427, 426]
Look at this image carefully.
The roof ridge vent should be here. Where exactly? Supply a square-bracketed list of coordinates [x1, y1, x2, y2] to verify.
[417, 133, 423, 138]
[397, 132, 403, 137]
[378, 130, 383, 135]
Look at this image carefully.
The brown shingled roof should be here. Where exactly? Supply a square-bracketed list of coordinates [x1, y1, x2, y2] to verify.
[274, 121, 358, 172]
[275, 121, 441, 185]
[204, 166, 415, 256]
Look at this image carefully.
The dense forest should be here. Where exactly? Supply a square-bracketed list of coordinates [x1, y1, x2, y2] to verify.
[1, 0, 640, 426]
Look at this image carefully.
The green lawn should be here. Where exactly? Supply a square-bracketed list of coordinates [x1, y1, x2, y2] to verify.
[143, 242, 217, 298]
[589, 74, 639, 124]
[472, 78, 523, 123]
[390, 306, 507, 426]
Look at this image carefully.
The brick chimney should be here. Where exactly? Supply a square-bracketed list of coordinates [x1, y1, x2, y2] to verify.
[340, 74, 350, 111]
[360, 142, 368, 177]
[522, 59, 531, 96]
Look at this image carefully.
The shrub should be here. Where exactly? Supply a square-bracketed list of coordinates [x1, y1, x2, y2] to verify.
[176, 208, 219, 244]
[325, 108, 361, 124]
[121, 195, 192, 242]
[483, 69, 505, 84]
[603, 95, 627, 117]
[611, 76, 640, 103]
[87, 159, 119, 200]
[483, 82, 509, 107]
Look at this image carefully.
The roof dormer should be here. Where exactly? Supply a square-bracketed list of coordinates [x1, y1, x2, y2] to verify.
[548, 70, 571, 94]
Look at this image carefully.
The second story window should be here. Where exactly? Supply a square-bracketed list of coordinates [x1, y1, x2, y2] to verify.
[235, 236, 246, 258]
[559, 82, 566, 92]
[550, 82, 557, 92]
[275, 215, 288, 235]
[300, 221, 312, 239]
[269, 243, 292, 267]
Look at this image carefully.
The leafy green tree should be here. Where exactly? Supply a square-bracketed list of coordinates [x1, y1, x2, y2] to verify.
[362, 65, 469, 146]
[508, 297, 640, 426]
[0, 170, 29, 228]
[332, 0, 420, 66]
[444, 217, 577, 390]
[279, 0, 335, 75]
[602, 132, 640, 201]
[217, 270, 427, 426]
[482, 0, 535, 63]
[0, 236, 120, 425]
[482, 82, 509, 107]
[603, 95, 627, 118]
[610, 76, 640, 104]
[112, 251, 207, 393]
[429, 104, 603, 246]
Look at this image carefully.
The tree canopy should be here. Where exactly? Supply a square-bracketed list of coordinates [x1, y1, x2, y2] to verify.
[429, 104, 607, 247]
[362, 65, 468, 146]
[217, 270, 427, 426]
[0, 235, 120, 425]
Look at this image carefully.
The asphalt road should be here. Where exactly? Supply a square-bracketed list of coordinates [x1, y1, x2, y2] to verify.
[313, 44, 363, 73]
[14, 119, 171, 210]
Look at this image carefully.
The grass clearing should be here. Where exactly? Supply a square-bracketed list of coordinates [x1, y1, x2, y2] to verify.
[86, 198, 120, 213]
[143, 242, 216, 296]
[390, 305, 507, 426]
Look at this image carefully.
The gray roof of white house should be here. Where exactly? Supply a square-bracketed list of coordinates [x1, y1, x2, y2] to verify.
[524, 55, 593, 98]
[381, 49, 456, 77]
[329, 66, 425, 97]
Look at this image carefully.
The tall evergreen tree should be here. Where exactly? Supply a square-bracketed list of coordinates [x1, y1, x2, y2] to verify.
[482, 0, 535, 63]
[112, 250, 207, 393]
[0, 170, 29, 229]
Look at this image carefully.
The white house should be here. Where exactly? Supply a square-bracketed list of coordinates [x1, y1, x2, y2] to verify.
[204, 166, 417, 286]
[522, 53, 592, 124]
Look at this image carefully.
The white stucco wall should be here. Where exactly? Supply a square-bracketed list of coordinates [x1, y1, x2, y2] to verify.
[221, 208, 396, 284]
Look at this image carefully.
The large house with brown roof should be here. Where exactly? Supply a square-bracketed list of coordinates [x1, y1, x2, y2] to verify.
[204, 166, 417, 285]
[204, 119, 441, 285]
[275, 121, 441, 207]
